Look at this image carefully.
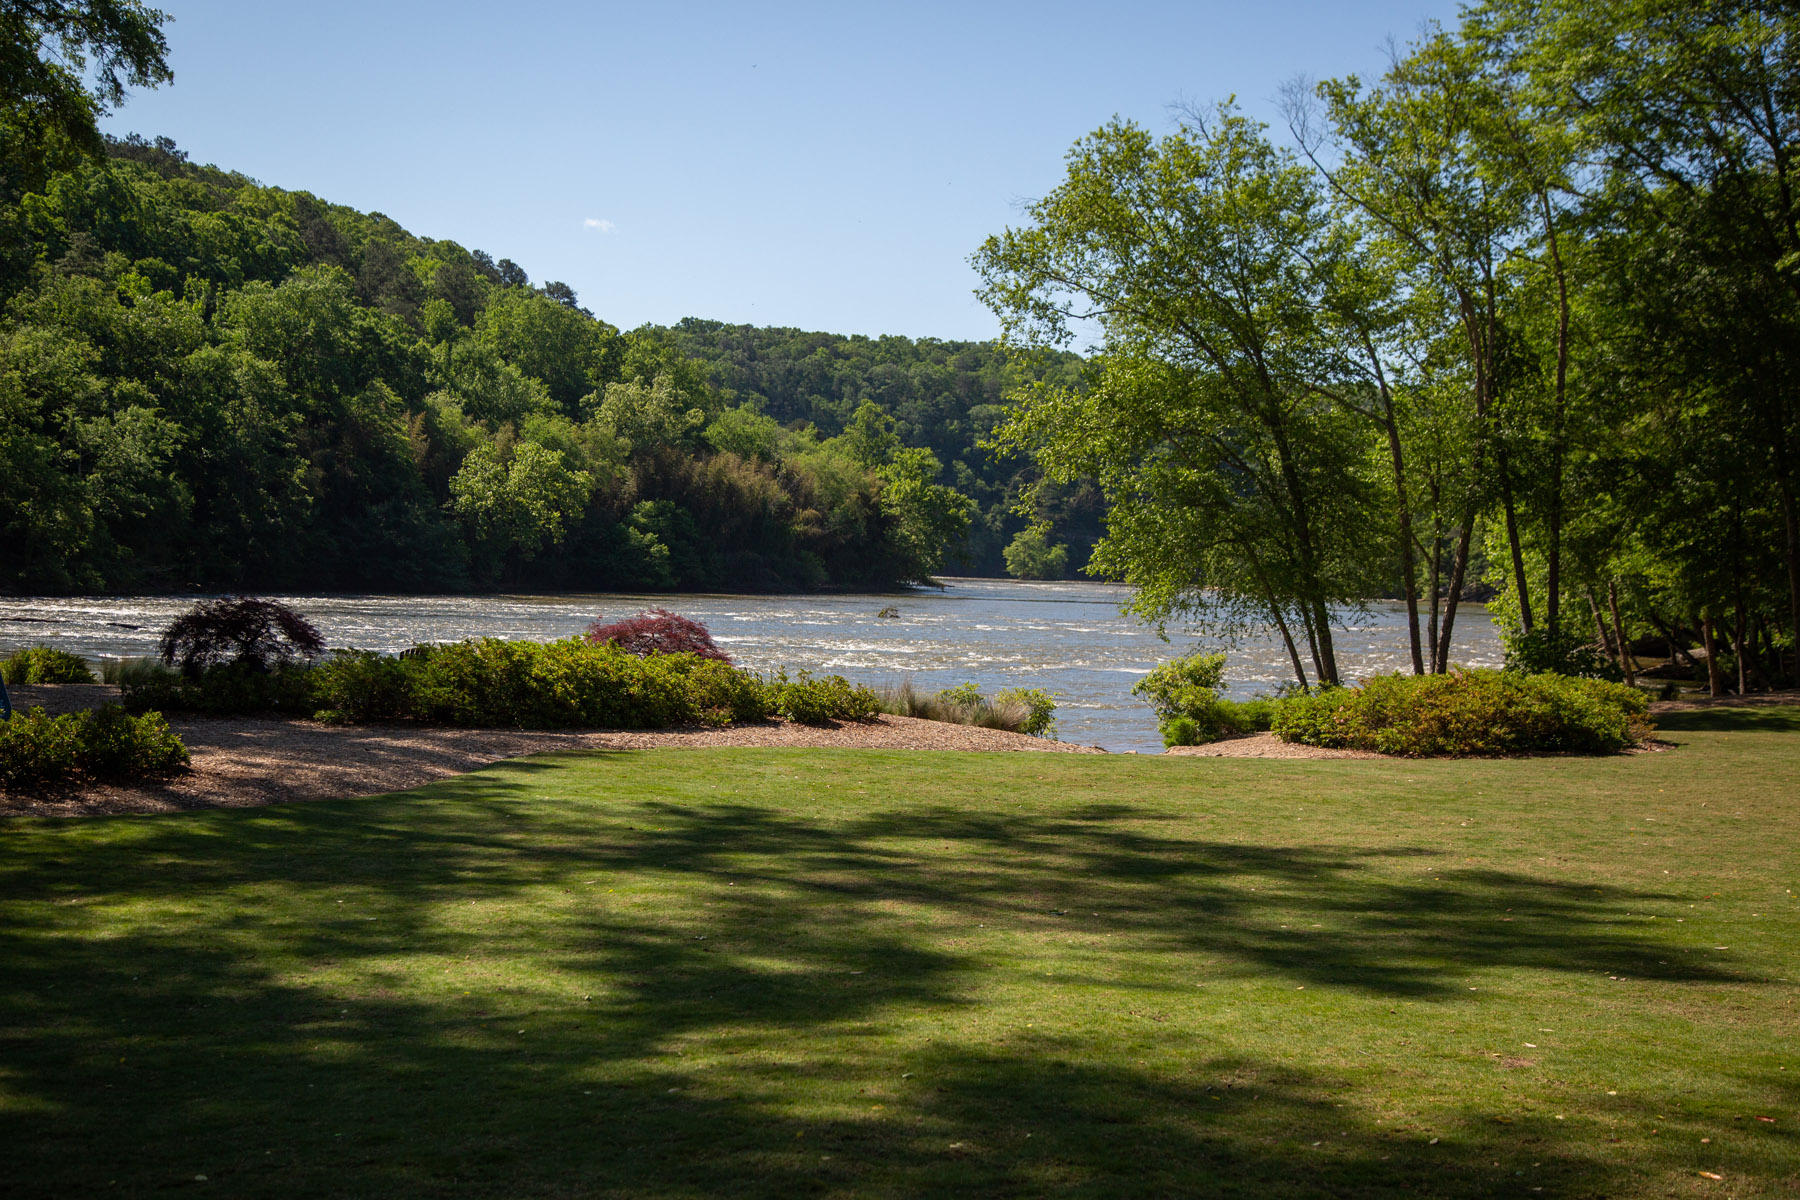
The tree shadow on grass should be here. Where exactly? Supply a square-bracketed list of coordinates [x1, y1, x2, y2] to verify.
[0, 758, 1774, 1197]
[1655, 706, 1800, 733]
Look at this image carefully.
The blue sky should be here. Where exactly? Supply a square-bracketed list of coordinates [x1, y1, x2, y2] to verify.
[100, 0, 1466, 340]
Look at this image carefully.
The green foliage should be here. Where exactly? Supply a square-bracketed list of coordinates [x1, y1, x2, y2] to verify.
[767, 671, 881, 726]
[122, 659, 317, 717]
[126, 638, 780, 730]
[1002, 527, 1068, 580]
[0, 703, 187, 790]
[0, 142, 981, 597]
[1270, 669, 1652, 756]
[1134, 654, 1277, 746]
[874, 679, 1059, 737]
[652, 319, 1094, 576]
[1502, 628, 1623, 681]
[0, 645, 95, 684]
[994, 687, 1059, 738]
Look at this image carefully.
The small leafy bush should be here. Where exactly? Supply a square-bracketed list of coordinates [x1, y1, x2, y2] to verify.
[769, 671, 881, 725]
[0, 646, 96, 684]
[309, 650, 416, 723]
[994, 687, 1058, 738]
[1135, 652, 1271, 745]
[0, 705, 189, 790]
[586, 609, 731, 662]
[1270, 669, 1651, 756]
[158, 598, 325, 676]
[122, 659, 316, 717]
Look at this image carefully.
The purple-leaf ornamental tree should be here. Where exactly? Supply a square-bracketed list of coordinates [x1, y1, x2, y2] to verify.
[158, 598, 327, 676]
[584, 609, 731, 662]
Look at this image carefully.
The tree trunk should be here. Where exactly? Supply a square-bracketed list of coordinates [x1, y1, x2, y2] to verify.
[1779, 477, 1800, 686]
[1435, 511, 1477, 674]
[1587, 589, 1611, 657]
[1299, 602, 1324, 686]
[1376, 389, 1424, 675]
[1700, 613, 1724, 698]
[1608, 581, 1636, 688]
[1539, 190, 1570, 636]
[1732, 596, 1750, 695]
[1310, 596, 1340, 686]
[1247, 544, 1309, 690]
[1427, 538, 1443, 674]
[1499, 469, 1533, 635]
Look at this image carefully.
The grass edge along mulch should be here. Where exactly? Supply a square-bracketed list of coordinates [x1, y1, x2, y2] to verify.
[1, 719, 1796, 1198]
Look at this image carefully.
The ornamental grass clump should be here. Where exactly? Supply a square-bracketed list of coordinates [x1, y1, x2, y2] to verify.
[0, 705, 189, 791]
[0, 646, 96, 684]
[875, 679, 1058, 737]
[1270, 668, 1652, 757]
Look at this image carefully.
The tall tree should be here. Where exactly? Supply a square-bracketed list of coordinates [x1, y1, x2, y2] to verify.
[976, 108, 1383, 685]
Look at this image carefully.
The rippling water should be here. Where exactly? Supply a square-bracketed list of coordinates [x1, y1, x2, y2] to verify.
[0, 579, 1500, 752]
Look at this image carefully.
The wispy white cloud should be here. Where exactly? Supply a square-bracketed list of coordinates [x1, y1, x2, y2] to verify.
[583, 217, 616, 233]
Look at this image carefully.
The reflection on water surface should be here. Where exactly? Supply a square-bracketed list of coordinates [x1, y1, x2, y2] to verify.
[0, 578, 1500, 753]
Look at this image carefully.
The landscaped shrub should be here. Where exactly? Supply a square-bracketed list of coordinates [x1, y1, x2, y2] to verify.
[121, 659, 316, 717]
[308, 650, 416, 723]
[0, 646, 96, 684]
[158, 598, 326, 675]
[0, 705, 189, 790]
[1270, 669, 1652, 756]
[585, 609, 731, 662]
[874, 678, 1060, 737]
[1133, 652, 1273, 746]
[768, 671, 881, 725]
[313, 638, 773, 729]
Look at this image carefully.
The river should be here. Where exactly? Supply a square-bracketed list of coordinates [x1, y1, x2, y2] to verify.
[0, 579, 1501, 753]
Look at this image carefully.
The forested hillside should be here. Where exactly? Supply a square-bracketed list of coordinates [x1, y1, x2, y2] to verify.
[649, 320, 1101, 576]
[0, 137, 984, 595]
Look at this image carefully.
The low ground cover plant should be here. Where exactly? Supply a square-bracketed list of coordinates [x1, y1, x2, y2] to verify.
[0, 646, 96, 684]
[1133, 652, 1272, 746]
[0, 704, 189, 790]
[877, 679, 1058, 737]
[1271, 668, 1652, 756]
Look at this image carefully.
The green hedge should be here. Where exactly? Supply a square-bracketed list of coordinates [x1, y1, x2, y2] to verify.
[1269, 670, 1652, 756]
[0, 646, 96, 684]
[121, 638, 891, 730]
[0, 705, 189, 790]
[768, 671, 881, 725]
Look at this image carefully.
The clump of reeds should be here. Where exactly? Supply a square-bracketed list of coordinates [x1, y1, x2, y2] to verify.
[876, 678, 1057, 738]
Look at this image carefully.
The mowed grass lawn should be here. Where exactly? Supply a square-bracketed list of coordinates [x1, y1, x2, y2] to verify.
[3, 712, 1797, 1198]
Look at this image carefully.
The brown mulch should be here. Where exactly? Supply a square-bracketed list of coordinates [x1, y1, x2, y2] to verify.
[1163, 732, 1384, 760]
[0, 684, 1103, 819]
